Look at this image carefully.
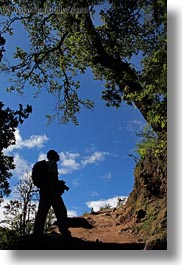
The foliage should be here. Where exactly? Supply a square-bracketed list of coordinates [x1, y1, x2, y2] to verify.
[99, 203, 111, 211]
[45, 207, 56, 230]
[83, 211, 89, 216]
[135, 125, 167, 161]
[0, 33, 5, 61]
[116, 197, 127, 208]
[0, 0, 167, 135]
[0, 226, 19, 250]
[3, 173, 38, 236]
[0, 33, 32, 201]
[0, 102, 32, 201]
[2, 173, 57, 236]
[99, 197, 127, 211]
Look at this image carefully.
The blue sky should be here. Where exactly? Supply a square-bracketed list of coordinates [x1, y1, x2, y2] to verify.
[0, 10, 146, 218]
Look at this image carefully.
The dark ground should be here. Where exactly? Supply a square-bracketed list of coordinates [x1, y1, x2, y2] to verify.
[11, 234, 145, 250]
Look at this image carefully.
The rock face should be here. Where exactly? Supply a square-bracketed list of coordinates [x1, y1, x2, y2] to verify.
[120, 150, 167, 249]
[144, 234, 167, 250]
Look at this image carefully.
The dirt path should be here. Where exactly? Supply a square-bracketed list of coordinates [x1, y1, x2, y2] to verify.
[67, 211, 143, 245]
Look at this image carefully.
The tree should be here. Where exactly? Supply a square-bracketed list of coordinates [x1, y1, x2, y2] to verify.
[0, 103, 32, 201]
[0, 33, 5, 61]
[0, 0, 167, 135]
[116, 197, 127, 208]
[135, 124, 167, 160]
[0, 34, 32, 202]
[3, 173, 38, 236]
[0, 226, 18, 250]
[3, 173, 57, 236]
[99, 203, 111, 211]
[45, 207, 56, 230]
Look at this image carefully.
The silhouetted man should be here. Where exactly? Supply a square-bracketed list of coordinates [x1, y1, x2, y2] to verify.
[33, 150, 71, 239]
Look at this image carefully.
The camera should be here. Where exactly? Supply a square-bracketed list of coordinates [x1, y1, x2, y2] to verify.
[58, 180, 69, 194]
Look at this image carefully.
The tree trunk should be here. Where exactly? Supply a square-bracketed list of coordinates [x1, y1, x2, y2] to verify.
[84, 13, 166, 136]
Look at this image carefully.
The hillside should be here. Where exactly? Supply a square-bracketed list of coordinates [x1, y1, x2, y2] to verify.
[67, 210, 143, 244]
[10, 206, 166, 250]
[10, 150, 167, 250]
[11, 204, 166, 250]
[10, 210, 146, 250]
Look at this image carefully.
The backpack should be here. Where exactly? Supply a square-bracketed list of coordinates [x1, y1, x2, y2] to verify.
[31, 160, 49, 188]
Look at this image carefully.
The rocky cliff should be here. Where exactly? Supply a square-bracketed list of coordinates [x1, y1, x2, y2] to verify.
[120, 149, 167, 249]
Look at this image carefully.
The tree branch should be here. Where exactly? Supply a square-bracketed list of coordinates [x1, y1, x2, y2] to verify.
[82, 11, 165, 135]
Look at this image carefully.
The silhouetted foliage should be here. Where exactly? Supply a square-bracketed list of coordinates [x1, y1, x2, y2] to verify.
[0, 102, 32, 201]
[3, 173, 37, 236]
[0, 226, 19, 250]
[99, 204, 111, 211]
[0, 0, 166, 135]
[0, 34, 32, 200]
[0, 33, 5, 61]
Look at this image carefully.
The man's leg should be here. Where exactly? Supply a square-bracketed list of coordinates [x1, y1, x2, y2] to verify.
[52, 194, 71, 238]
[33, 190, 50, 235]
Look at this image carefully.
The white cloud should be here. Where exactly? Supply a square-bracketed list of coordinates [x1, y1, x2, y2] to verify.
[59, 160, 79, 174]
[67, 210, 78, 217]
[72, 178, 80, 188]
[34, 150, 109, 176]
[0, 198, 77, 226]
[59, 151, 109, 175]
[59, 168, 70, 175]
[90, 191, 99, 197]
[125, 119, 145, 133]
[59, 152, 80, 161]
[86, 195, 128, 212]
[37, 151, 80, 175]
[59, 152, 81, 175]
[0, 198, 11, 226]
[81, 151, 109, 167]
[61, 159, 80, 170]
[38, 152, 47, 161]
[101, 171, 112, 182]
[5, 129, 49, 153]
[13, 153, 32, 176]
